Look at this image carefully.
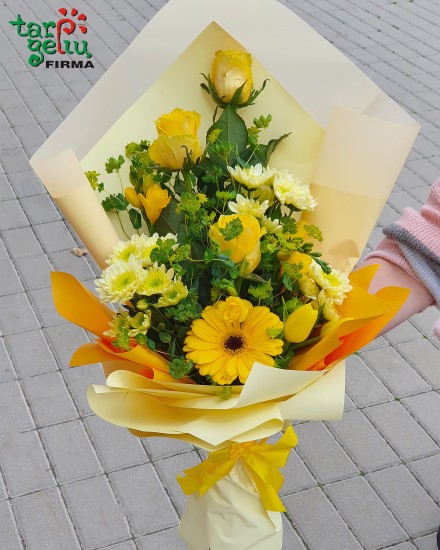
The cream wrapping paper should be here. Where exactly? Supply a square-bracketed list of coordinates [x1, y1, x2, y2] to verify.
[178, 462, 282, 550]
[31, 0, 420, 547]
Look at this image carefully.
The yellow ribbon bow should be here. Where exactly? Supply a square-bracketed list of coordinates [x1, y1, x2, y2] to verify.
[177, 426, 298, 512]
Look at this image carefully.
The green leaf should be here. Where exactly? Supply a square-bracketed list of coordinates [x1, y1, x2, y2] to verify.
[219, 218, 243, 241]
[207, 105, 248, 157]
[153, 197, 181, 236]
[159, 332, 172, 344]
[128, 208, 142, 230]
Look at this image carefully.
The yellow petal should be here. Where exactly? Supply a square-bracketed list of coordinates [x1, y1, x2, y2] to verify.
[284, 304, 318, 343]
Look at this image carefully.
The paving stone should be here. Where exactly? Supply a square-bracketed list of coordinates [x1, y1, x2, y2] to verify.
[1, 226, 43, 258]
[0, 430, 55, 497]
[62, 476, 131, 550]
[364, 401, 438, 462]
[20, 372, 78, 427]
[136, 528, 187, 550]
[383, 543, 416, 550]
[44, 323, 90, 368]
[410, 307, 440, 337]
[33, 221, 78, 253]
[155, 451, 201, 514]
[284, 487, 362, 550]
[109, 464, 179, 537]
[0, 380, 35, 435]
[28, 286, 65, 327]
[12, 488, 80, 550]
[345, 353, 394, 408]
[7, 170, 46, 197]
[14, 254, 53, 290]
[0, 473, 7, 501]
[0, 501, 23, 550]
[99, 543, 136, 550]
[383, 320, 424, 345]
[0, 337, 16, 382]
[5, 329, 58, 377]
[0, 199, 28, 230]
[360, 346, 431, 398]
[0, 259, 23, 296]
[0, 126, 20, 151]
[84, 415, 148, 472]
[19, 194, 61, 225]
[413, 533, 438, 549]
[294, 422, 359, 484]
[367, 465, 440, 537]
[143, 436, 193, 461]
[0, 147, 30, 174]
[280, 448, 318, 495]
[326, 410, 400, 473]
[324, 476, 407, 549]
[49, 250, 95, 281]
[0, 173, 15, 201]
[62, 364, 106, 416]
[403, 392, 440, 445]
[396, 339, 440, 389]
[408, 455, 440, 505]
[40, 420, 103, 484]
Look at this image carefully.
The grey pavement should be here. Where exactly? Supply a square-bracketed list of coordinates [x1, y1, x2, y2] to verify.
[1, 0, 440, 548]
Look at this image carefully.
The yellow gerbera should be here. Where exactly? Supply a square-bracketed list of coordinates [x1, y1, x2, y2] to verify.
[183, 298, 284, 385]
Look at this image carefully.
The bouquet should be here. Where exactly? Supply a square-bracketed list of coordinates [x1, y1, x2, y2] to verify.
[49, 49, 410, 549]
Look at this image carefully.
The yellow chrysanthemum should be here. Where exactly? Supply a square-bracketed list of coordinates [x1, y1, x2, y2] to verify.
[310, 260, 352, 304]
[138, 263, 174, 296]
[107, 233, 177, 267]
[157, 280, 188, 307]
[183, 298, 284, 385]
[95, 258, 145, 303]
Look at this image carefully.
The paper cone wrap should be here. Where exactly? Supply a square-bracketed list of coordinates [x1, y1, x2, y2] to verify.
[179, 461, 282, 550]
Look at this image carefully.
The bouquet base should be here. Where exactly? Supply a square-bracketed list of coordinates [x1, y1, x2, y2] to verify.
[178, 462, 282, 550]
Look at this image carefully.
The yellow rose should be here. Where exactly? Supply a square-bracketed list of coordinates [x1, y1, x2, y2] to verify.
[149, 134, 201, 170]
[138, 184, 171, 225]
[284, 303, 318, 343]
[209, 213, 264, 274]
[211, 50, 253, 104]
[154, 108, 201, 137]
[216, 297, 252, 324]
[124, 187, 142, 208]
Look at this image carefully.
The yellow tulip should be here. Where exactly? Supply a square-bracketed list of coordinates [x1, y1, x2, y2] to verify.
[284, 303, 318, 343]
[154, 108, 201, 137]
[138, 184, 171, 225]
[211, 50, 253, 104]
[209, 213, 263, 275]
[124, 187, 142, 208]
[149, 134, 201, 170]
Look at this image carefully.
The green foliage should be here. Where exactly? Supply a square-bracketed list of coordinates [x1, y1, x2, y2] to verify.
[101, 193, 128, 212]
[219, 218, 243, 241]
[169, 357, 194, 379]
[105, 155, 125, 173]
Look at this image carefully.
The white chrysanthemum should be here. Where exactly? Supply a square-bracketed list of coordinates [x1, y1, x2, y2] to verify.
[228, 194, 269, 217]
[107, 233, 177, 267]
[157, 280, 189, 307]
[260, 215, 282, 233]
[138, 263, 175, 296]
[272, 171, 317, 210]
[251, 184, 275, 205]
[227, 163, 275, 189]
[310, 260, 352, 304]
[317, 290, 341, 322]
[96, 257, 145, 303]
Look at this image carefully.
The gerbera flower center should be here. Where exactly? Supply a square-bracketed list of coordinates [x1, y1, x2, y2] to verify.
[223, 332, 248, 355]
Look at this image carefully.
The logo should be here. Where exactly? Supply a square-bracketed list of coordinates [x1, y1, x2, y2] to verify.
[9, 8, 94, 68]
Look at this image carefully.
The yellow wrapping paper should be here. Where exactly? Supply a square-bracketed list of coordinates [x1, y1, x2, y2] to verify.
[178, 461, 283, 550]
